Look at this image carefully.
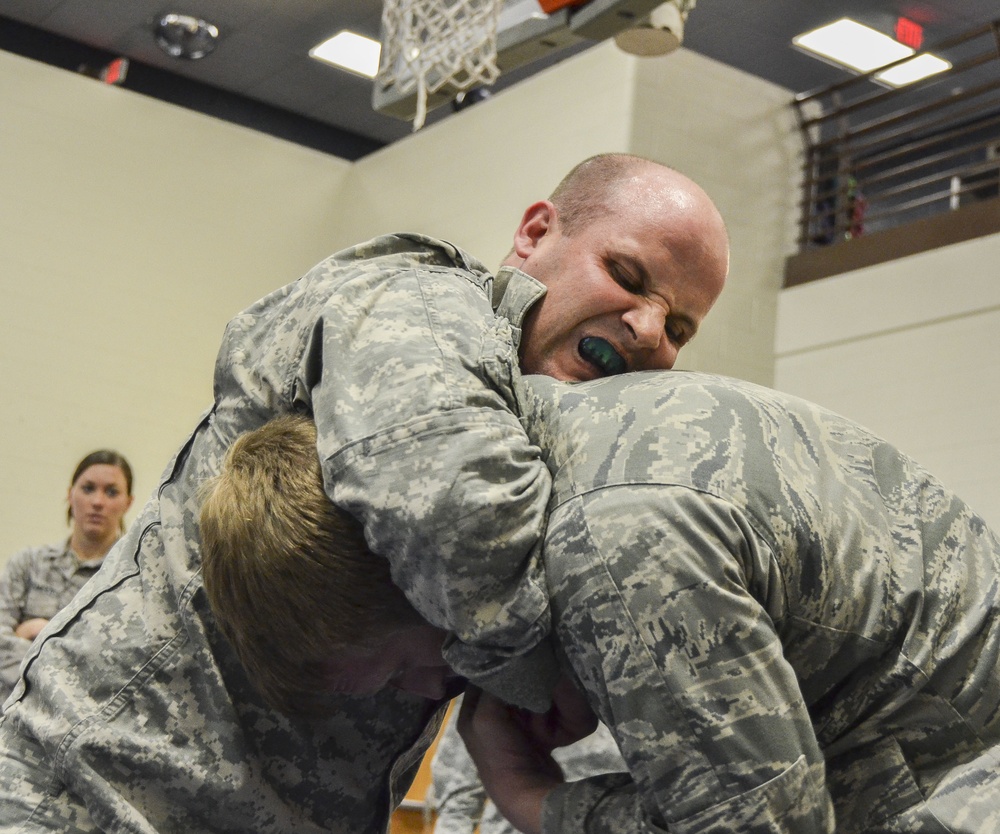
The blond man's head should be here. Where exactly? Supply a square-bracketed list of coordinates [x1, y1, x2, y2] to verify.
[200, 414, 421, 714]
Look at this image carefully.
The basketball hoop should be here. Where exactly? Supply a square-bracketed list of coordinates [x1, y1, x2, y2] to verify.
[376, 0, 504, 130]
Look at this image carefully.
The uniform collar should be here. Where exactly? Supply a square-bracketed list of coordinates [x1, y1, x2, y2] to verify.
[492, 266, 546, 336]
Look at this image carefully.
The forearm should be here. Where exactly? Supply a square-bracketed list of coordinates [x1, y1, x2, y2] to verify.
[309, 263, 553, 708]
[457, 681, 601, 834]
[0, 558, 31, 691]
[0, 633, 31, 692]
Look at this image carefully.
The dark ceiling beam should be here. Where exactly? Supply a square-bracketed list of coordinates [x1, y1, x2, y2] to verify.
[0, 15, 383, 161]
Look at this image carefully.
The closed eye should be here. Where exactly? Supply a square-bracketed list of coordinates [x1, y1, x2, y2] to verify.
[610, 256, 693, 346]
[666, 317, 692, 346]
[608, 260, 641, 293]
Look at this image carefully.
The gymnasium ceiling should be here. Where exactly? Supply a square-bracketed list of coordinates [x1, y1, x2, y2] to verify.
[1, 0, 997, 158]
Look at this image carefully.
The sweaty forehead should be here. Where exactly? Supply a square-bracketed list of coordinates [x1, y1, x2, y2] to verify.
[610, 166, 700, 210]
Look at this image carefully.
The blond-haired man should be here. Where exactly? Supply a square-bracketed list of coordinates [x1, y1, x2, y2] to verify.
[200, 414, 460, 715]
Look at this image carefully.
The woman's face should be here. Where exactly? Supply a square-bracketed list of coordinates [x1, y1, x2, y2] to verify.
[67, 463, 133, 544]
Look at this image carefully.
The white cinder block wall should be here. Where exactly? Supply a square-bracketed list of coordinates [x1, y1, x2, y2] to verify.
[2, 41, 799, 564]
[334, 42, 637, 264]
[1, 49, 351, 561]
[775, 233, 1000, 528]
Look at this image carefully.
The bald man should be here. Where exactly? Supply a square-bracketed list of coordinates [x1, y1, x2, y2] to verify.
[0, 154, 729, 834]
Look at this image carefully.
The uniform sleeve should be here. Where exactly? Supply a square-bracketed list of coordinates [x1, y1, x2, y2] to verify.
[431, 699, 487, 834]
[542, 488, 835, 833]
[0, 551, 34, 693]
[303, 262, 557, 710]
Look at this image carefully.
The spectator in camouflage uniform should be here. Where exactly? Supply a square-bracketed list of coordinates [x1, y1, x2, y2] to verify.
[0, 450, 134, 695]
[459, 372, 1000, 834]
[0, 153, 729, 833]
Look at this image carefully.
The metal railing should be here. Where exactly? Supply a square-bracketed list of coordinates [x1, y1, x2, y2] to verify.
[793, 21, 1000, 251]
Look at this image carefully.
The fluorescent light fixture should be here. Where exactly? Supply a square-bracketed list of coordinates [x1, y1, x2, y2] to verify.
[875, 53, 951, 87]
[794, 18, 912, 73]
[793, 18, 951, 86]
[309, 31, 381, 78]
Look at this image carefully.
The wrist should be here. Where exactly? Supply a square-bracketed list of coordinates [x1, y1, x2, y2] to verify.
[498, 783, 553, 834]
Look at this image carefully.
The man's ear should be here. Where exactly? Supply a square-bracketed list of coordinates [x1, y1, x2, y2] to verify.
[511, 200, 557, 259]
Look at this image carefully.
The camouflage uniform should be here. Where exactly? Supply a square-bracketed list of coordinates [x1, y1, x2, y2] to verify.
[431, 696, 626, 834]
[0, 234, 556, 834]
[520, 372, 1000, 834]
[0, 543, 105, 695]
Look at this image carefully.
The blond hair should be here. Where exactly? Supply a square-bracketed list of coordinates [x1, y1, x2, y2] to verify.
[200, 414, 417, 715]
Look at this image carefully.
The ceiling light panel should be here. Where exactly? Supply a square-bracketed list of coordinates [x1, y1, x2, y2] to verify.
[793, 18, 913, 73]
[875, 53, 952, 87]
[793, 17, 952, 87]
[309, 31, 381, 78]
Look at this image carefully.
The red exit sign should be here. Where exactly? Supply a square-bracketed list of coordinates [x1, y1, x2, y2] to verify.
[895, 17, 924, 50]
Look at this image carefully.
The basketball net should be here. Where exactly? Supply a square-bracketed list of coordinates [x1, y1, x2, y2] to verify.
[376, 0, 504, 130]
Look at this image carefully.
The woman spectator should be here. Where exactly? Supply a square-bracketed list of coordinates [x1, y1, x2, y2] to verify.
[0, 450, 134, 695]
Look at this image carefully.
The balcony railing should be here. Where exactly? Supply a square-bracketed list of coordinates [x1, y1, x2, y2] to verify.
[793, 21, 1000, 253]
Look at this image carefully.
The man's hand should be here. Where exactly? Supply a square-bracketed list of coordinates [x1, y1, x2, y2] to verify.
[457, 676, 598, 834]
[518, 673, 599, 751]
[14, 617, 49, 641]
